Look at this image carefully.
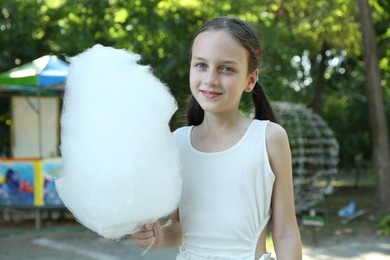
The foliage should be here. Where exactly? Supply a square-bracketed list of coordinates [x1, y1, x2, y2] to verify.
[0, 0, 389, 168]
[379, 214, 390, 235]
[0, 97, 10, 157]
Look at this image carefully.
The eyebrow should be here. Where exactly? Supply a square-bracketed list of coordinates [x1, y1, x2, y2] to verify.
[191, 56, 239, 65]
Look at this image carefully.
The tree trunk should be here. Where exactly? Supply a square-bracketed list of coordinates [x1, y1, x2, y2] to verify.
[310, 42, 328, 114]
[356, 0, 390, 216]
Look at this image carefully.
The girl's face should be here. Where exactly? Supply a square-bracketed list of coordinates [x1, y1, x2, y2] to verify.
[190, 30, 257, 115]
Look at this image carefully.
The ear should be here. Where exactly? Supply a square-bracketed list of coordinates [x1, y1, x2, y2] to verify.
[244, 69, 259, 92]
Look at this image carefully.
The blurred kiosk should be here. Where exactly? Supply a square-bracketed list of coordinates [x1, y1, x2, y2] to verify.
[0, 56, 68, 228]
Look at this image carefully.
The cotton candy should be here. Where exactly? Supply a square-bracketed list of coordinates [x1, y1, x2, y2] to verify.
[55, 44, 182, 240]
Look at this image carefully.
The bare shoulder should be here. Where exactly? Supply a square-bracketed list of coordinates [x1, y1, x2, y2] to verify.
[265, 122, 291, 177]
[265, 121, 288, 146]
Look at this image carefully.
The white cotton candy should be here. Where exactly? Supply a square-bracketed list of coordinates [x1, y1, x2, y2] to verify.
[55, 44, 182, 240]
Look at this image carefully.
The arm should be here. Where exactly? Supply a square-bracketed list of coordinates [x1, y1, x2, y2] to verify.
[132, 208, 182, 248]
[266, 122, 302, 260]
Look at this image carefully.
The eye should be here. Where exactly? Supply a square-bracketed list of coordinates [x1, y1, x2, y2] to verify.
[194, 63, 207, 69]
[220, 66, 234, 73]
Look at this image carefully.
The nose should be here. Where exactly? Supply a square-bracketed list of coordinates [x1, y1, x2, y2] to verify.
[204, 69, 219, 86]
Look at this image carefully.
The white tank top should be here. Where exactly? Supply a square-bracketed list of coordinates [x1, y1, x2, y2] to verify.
[173, 120, 275, 260]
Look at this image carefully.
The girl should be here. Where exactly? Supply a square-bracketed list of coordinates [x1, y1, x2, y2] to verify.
[132, 16, 302, 260]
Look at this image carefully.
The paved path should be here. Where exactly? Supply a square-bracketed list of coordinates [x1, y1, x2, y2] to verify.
[0, 226, 389, 259]
[302, 235, 390, 260]
[0, 231, 178, 260]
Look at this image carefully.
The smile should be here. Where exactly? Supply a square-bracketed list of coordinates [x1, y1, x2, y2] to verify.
[200, 90, 222, 99]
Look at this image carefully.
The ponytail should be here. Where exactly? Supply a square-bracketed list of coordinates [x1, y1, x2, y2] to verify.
[187, 96, 204, 126]
[252, 82, 278, 123]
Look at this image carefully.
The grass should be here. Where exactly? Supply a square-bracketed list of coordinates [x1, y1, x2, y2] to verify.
[299, 170, 381, 245]
[266, 170, 382, 252]
[301, 187, 378, 239]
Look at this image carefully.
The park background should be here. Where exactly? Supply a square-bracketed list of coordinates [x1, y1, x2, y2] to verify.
[0, 0, 389, 259]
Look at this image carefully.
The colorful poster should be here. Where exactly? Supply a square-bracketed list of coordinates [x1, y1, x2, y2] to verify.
[42, 158, 63, 206]
[0, 158, 64, 206]
[0, 159, 36, 206]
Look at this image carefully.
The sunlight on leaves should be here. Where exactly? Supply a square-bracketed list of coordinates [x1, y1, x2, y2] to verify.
[114, 8, 128, 23]
[43, 0, 66, 9]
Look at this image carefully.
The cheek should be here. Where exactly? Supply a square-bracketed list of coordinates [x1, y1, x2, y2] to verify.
[189, 70, 199, 89]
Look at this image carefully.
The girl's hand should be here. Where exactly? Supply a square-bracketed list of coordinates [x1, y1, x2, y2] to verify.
[131, 222, 162, 248]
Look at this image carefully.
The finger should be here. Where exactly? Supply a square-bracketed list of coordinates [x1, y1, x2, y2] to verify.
[134, 224, 153, 234]
[133, 236, 156, 248]
[144, 223, 154, 229]
[132, 230, 154, 240]
[138, 223, 154, 233]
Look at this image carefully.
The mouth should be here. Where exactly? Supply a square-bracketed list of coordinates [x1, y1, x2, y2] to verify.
[200, 90, 222, 99]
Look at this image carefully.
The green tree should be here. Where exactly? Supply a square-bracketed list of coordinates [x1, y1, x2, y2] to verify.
[0, 0, 47, 69]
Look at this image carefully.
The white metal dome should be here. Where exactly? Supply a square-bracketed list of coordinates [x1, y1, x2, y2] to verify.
[271, 101, 340, 212]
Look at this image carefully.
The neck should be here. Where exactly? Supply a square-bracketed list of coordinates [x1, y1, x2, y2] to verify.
[199, 112, 250, 137]
[191, 112, 253, 152]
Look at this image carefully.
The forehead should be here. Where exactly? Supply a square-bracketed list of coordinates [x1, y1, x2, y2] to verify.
[192, 30, 248, 63]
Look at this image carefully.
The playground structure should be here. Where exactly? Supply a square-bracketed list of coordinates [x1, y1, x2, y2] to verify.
[272, 101, 340, 213]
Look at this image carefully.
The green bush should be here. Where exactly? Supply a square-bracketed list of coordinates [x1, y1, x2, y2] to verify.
[379, 214, 390, 235]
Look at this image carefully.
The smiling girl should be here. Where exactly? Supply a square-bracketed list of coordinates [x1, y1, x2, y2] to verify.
[132, 16, 302, 260]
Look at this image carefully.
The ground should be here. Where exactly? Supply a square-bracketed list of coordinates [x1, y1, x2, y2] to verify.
[298, 170, 390, 259]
